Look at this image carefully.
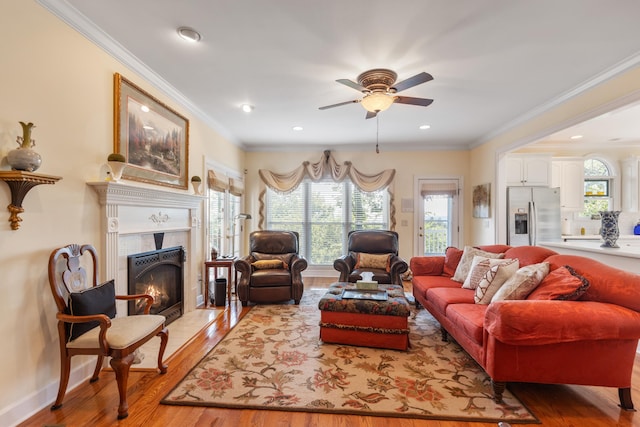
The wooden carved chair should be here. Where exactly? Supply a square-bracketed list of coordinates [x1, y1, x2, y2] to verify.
[48, 244, 168, 420]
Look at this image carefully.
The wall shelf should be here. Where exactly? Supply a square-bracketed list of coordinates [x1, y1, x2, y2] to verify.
[0, 171, 62, 230]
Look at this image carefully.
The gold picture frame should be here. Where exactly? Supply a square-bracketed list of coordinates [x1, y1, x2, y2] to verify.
[114, 73, 189, 189]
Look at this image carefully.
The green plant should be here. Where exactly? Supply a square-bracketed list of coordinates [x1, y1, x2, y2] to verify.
[107, 153, 126, 162]
[191, 175, 202, 182]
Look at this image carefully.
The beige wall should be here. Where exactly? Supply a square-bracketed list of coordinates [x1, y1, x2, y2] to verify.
[0, 2, 242, 424]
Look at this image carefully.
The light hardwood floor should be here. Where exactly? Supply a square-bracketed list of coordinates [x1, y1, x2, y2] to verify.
[21, 278, 640, 426]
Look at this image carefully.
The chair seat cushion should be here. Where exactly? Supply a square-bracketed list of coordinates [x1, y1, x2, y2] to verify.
[250, 269, 292, 287]
[66, 314, 165, 350]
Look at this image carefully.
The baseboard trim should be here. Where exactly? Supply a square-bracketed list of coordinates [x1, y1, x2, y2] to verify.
[0, 358, 95, 427]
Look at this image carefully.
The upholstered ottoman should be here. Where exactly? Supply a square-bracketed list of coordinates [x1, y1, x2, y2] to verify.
[318, 282, 411, 350]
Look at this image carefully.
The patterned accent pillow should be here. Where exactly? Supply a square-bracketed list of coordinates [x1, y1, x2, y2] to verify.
[355, 253, 391, 272]
[491, 262, 550, 302]
[527, 265, 590, 300]
[252, 259, 284, 270]
[452, 246, 505, 283]
[474, 259, 520, 304]
[462, 256, 517, 289]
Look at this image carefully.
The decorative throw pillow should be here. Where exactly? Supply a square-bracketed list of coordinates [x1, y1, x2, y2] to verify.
[527, 265, 590, 301]
[452, 246, 505, 283]
[252, 259, 284, 270]
[443, 247, 464, 277]
[68, 280, 116, 341]
[355, 253, 391, 272]
[491, 262, 550, 302]
[474, 259, 520, 304]
[462, 256, 517, 289]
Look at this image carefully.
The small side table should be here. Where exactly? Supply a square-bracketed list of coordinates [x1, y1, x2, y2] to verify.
[204, 258, 235, 308]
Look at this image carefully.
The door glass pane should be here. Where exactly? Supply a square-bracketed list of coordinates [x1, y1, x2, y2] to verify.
[423, 194, 452, 255]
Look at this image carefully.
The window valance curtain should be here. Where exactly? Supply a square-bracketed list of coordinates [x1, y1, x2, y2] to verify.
[229, 177, 244, 196]
[258, 150, 396, 230]
[259, 150, 395, 193]
[420, 182, 458, 197]
[208, 169, 244, 196]
[208, 169, 229, 192]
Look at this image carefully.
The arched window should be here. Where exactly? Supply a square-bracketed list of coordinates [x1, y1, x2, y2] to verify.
[583, 158, 612, 218]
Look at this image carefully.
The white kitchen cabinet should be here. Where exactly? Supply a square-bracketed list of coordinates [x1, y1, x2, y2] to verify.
[621, 156, 639, 212]
[552, 159, 583, 210]
[506, 154, 551, 186]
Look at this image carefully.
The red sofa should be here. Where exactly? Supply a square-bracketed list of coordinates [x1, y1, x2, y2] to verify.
[410, 244, 640, 410]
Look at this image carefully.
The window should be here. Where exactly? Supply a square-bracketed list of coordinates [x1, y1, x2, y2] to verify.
[583, 159, 612, 218]
[266, 178, 389, 265]
[207, 169, 244, 258]
[418, 179, 459, 255]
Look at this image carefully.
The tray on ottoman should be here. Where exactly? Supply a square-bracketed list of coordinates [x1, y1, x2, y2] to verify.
[318, 282, 411, 350]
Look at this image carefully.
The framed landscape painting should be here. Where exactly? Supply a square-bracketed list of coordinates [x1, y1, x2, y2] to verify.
[114, 73, 189, 189]
[472, 183, 490, 218]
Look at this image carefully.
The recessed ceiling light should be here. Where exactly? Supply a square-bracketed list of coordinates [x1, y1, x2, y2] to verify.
[177, 26, 201, 42]
[570, 135, 583, 140]
[140, 105, 150, 113]
[241, 104, 254, 113]
[292, 126, 303, 131]
[419, 124, 431, 130]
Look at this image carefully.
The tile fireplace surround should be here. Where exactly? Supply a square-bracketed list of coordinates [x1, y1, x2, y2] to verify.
[88, 181, 202, 315]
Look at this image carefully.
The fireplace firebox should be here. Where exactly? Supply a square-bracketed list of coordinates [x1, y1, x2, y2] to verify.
[127, 246, 184, 325]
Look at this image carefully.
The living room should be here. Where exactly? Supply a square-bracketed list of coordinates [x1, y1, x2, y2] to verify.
[2, 1, 640, 426]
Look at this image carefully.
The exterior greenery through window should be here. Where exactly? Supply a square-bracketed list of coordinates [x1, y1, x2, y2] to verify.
[583, 158, 612, 218]
[209, 190, 240, 257]
[266, 178, 389, 265]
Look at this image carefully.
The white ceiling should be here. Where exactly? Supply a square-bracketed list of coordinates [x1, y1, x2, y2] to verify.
[41, 0, 640, 152]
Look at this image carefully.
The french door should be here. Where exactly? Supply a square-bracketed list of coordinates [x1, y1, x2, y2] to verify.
[416, 178, 460, 255]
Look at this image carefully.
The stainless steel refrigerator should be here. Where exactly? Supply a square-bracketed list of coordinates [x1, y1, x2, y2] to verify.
[507, 187, 561, 246]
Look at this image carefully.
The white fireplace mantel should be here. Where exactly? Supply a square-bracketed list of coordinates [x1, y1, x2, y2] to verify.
[88, 181, 203, 313]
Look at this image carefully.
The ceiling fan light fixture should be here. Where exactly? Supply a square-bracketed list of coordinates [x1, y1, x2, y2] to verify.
[361, 92, 395, 113]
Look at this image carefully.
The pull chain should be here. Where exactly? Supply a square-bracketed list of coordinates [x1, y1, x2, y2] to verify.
[376, 114, 380, 154]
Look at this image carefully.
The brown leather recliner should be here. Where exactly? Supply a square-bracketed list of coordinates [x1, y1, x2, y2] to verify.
[333, 230, 408, 285]
[235, 230, 307, 306]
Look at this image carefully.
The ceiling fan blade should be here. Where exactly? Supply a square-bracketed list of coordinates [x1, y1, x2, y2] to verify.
[391, 72, 434, 93]
[336, 78, 369, 93]
[365, 110, 377, 120]
[394, 96, 434, 107]
[318, 99, 360, 110]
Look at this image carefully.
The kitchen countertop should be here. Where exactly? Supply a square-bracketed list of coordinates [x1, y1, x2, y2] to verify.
[539, 239, 640, 274]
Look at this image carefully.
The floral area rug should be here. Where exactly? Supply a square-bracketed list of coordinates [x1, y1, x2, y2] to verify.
[161, 290, 539, 424]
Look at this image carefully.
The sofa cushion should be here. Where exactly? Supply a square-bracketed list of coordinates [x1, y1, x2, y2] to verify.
[491, 262, 550, 302]
[503, 246, 557, 267]
[545, 254, 640, 312]
[474, 259, 520, 304]
[443, 247, 464, 277]
[527, 265, 589, 301]
[446, 303, 487, 345]
[427, 287, 475, 315]
[452, 246, 505, 283]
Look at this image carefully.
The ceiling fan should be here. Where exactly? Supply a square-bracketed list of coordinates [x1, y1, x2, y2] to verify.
[319, 68, 434, 119]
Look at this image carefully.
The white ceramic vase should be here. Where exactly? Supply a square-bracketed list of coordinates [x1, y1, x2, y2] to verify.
[107, 161, 126, 181]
